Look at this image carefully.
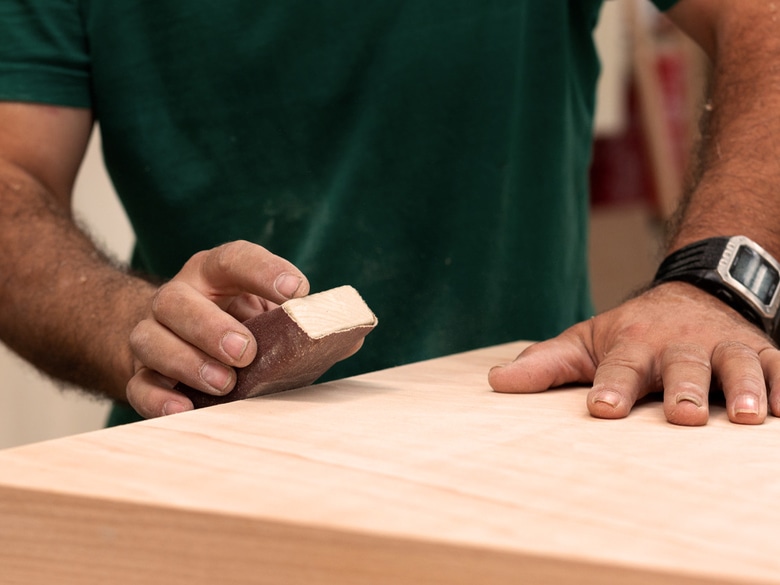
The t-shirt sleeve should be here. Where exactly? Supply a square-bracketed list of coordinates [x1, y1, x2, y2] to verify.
[0, 0, 91, 107]
[649, 0, 682, 12]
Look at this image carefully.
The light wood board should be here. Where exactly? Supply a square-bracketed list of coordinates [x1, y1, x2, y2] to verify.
[1, 341, 779, 585]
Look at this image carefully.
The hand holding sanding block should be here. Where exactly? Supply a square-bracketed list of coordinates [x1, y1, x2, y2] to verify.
[176, 285, 378, 408]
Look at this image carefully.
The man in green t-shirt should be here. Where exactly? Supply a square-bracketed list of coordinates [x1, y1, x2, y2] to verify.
[0, 0, 779, 427]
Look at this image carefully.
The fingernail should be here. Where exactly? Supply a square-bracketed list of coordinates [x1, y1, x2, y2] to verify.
[162, 401, 190, 416]
[592, 390, 621, 408]
[200, 362, 233, 393]
[222, 331, 249, 361]
[735, 394, 759, 416]
[676, 393, 703, 408]
[274, 273, 303, 299]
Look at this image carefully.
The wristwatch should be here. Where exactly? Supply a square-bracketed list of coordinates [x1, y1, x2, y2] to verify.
[652, 235, 780, 342]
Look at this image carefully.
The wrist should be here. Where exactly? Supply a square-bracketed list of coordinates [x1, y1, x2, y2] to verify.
[107, 277, 158, 401]
[653, 235, 780, 342]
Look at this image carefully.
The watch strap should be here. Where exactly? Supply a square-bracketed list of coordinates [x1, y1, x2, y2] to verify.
[653, 237, 730, 283]
[652, 237, 767, 332]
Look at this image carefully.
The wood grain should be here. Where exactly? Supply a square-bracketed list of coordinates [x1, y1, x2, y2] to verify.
[1, 341, 779, 584]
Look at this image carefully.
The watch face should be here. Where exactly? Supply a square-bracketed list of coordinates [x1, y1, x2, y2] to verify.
[730, 245, 780, 306]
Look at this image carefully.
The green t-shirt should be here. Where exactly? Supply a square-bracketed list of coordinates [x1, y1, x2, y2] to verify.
[0, 0, 678, 426]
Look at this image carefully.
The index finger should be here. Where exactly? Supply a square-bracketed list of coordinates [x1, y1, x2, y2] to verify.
[587, 342, 656, 420]
[182, 240, 310, 307]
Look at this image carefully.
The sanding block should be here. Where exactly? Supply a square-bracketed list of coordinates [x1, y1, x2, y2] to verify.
[177, 285, 377, 408]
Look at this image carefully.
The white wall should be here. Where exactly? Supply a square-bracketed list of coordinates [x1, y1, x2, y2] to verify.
[0, 129, 134, 449]
[594, 0, 631, 137]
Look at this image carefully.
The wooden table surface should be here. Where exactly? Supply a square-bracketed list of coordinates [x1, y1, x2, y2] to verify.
[1, 341, 779, 585]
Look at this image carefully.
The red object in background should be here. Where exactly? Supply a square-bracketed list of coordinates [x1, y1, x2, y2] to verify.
[590, 42, 694, 214]
[589, 84, 654, 209]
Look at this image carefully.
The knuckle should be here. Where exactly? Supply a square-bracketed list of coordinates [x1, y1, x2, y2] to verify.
[670, 381, 708, 398]
[125, 374, 151, 418]
[185, 249, 210, 268]
[716, 339, 752, 352]
[599, 354, 645, 377]
[151, 281, 181, 316]
[213, 242, 238, 272]
[713, 340, 759, 364]
[211, 240, 255, 272]
[662, 343, 711, 371]
[201, 242, 241, 282]
[152, 281, 198, 322]
[128, 321, 151, 354]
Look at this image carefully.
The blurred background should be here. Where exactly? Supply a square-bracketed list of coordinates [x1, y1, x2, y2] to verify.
[0, 0, 706, 449]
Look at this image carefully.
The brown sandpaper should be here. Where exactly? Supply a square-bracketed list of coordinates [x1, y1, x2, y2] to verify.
[176, 286, 377, 408]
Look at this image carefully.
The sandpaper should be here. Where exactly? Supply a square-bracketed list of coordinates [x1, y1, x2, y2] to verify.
[176, 285, 377, 408]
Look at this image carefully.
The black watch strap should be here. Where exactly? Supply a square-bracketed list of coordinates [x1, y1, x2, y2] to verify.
[652, 237, 771, 336]
[653, 237, 731, 284]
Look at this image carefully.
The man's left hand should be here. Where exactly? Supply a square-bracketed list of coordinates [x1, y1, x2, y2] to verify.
[489, 282, 780, 425]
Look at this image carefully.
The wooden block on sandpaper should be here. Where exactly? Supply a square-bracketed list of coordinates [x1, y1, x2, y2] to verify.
[177, 285, 378, 408]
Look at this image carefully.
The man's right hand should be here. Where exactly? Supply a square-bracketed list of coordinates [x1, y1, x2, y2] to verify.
[127, 240, 310, 418]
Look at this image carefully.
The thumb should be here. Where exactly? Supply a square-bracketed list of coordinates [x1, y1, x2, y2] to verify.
[488, 328, 597, 393]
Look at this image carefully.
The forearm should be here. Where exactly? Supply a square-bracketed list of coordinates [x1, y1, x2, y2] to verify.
[668, 2, 780, 257]
[0, 160, 155, 401]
